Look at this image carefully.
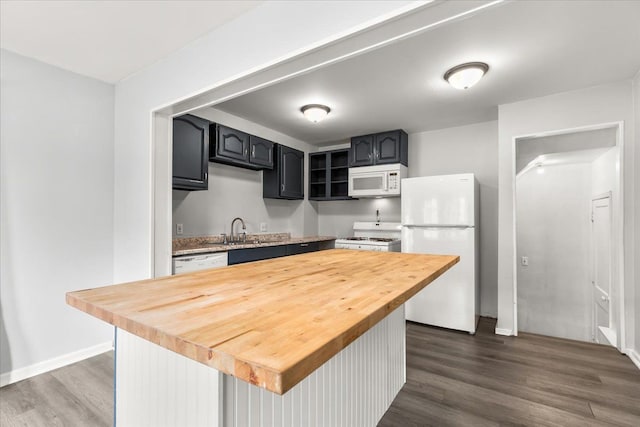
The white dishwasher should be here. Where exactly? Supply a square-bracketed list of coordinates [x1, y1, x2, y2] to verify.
[172, 252, 228, 274]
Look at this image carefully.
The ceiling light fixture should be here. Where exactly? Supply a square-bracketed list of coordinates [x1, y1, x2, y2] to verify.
[444, 62, 489, 90]
[301, 104, 330, 123]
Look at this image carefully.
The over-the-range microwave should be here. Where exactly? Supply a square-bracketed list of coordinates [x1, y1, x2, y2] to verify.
[348, 164, 408, 198]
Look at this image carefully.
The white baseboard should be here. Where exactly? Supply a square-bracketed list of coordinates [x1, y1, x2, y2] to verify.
[628, 349, 640, 371]
[495, 327, 513, 336]
[0, 341, 113, 387]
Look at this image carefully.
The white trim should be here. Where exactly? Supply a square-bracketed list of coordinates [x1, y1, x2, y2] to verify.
[511, 129, 518, 336]
[598, 326, 617, 347]
[495, 328, 513, 336]
[512, 121, 625, 352]
[628, 349, 640, 371]
[614, 122, 625, 352]
[0, 341, 113, 387]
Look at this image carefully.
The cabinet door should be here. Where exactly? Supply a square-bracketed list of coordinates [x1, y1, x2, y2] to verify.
[172, 115, 209, 191]
[286, 242, 319, 255]
[227, 245, 287, 265]
[280, 146, 304, 199]
[216, 125, 249, 162]
[249, 136, 273, 168]
[350, 135, 374, 166]
[375, 131, 401, 164]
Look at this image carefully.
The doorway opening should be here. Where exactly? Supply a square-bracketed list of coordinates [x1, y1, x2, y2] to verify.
[514, 123, 623, 350]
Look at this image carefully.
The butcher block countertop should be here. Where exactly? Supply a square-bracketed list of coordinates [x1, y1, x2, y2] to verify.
[67, 249, 458, 394]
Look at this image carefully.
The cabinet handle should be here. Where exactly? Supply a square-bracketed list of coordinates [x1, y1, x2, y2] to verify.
[251, 146, 255, 158]
[300, 243, 309, 247]
[244, 148, 248, 156]
[281, 184, 285, 192]
[368, 153, 372, 160]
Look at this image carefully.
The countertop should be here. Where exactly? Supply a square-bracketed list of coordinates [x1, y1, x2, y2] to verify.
[172, 234, 336, 256]
[66, 249, 458, 394]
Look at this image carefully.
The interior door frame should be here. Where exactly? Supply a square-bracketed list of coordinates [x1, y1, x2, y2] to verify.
[591, 191, 613, 344]
[512, 121, 625, 351]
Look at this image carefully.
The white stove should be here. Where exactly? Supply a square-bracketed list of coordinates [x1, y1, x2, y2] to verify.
[335, 222, 402, 252]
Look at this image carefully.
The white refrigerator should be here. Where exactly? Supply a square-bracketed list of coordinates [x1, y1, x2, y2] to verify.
[401, 173, 479, 334]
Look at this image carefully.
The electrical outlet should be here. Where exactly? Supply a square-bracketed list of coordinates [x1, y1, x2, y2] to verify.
[176, 223, 184, 235]
[521, 256, 528, 266]
[260, 222, 267, 232]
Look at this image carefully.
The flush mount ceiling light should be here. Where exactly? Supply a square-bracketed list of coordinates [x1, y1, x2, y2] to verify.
[301, 104, 331, 123]
[444, 62, 489, 90]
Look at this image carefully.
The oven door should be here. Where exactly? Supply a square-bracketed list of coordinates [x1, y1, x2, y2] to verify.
[349, 169, 392, 197]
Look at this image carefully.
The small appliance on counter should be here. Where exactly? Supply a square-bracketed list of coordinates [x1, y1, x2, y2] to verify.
[401, 173, 479, 334]
[335, 222, 401, 252]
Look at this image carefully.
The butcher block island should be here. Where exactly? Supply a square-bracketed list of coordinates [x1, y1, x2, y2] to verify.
[67, 249, 458, 427]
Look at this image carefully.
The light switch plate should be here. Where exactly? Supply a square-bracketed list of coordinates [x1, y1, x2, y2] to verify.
[176, 223, 184, 235]
[260, 222, 267, 232]
[521, 256, 528, 266]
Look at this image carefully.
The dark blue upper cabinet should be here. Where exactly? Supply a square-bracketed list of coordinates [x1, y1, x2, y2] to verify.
[210, 124, 274, 170]
[350, 135, 374, 166]
[249, 135, 274, 168]
[172, 114, 209, 191]
[350, 130, 408, 167]
[263, 144, 304, 200]
[216, 124, 249, 162]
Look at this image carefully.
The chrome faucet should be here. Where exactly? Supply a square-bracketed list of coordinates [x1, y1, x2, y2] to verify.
[230, 217, 246, 243]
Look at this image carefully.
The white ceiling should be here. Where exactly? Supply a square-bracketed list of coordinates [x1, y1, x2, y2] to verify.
[0, 1, 261, 83]
[518, 148, 613, 178]
[516, 127, 617, 173]
[213, 1, 640, 145]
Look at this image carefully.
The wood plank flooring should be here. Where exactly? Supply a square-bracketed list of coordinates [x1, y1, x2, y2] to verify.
[0, 352, 113, 427]
[379, 318, 640, 427]
[1, 318, 638, 426]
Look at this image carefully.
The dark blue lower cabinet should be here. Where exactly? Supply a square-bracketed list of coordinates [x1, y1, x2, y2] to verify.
[227, 245, 287, 265]
[227, 240, 334, 265]
[286, 242, 319, 255]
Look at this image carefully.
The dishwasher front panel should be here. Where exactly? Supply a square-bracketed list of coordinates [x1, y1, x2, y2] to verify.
[172, 252, 228, 274]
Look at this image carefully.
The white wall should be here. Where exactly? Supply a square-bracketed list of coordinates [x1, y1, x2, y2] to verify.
[317, 198, 401, 238]
[113, 1, 415, 283]
[173, 108, 316, 238]
[516, 163, 592, 341]
[592, 147, 619, 197]
[0, 50, 114, 379]
[497, 81, 636, 349]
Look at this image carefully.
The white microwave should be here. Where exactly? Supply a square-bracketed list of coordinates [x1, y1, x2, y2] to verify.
[348, 164, 408, 198]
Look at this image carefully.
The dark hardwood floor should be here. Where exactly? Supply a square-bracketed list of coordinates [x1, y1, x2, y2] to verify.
[379, 318, 640, 427]
[0, 352, 113, 427]
[1, 318, 638, 426]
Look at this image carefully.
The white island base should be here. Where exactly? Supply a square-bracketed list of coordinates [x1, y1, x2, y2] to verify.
[114, 306, 406, 427]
